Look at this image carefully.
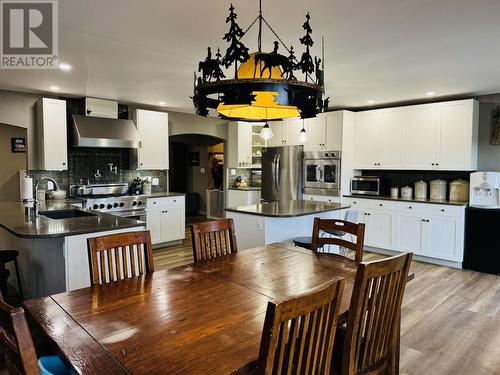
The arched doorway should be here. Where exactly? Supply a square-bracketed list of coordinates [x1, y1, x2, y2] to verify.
[0, 123, 28, 201]
[169, 134, 225, 219]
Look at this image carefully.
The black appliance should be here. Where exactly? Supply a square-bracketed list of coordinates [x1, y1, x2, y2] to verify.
[463, 207, 500, 275]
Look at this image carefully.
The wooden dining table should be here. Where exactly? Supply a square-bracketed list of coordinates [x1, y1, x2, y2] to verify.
[23, 244, 364, 374]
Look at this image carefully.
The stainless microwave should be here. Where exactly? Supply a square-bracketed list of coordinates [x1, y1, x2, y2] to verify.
[350, 176, 381, 195]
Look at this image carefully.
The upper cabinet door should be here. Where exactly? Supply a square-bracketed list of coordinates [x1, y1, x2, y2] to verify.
[353, 111, 381, 169]
[304, 115, 326, 151]
[136, 110, 169, 170]
[379, 108, 406, 169]
[267, 121, 286, 147]
[437, 100, 476, 170]
[237, 122, 252, 166]
[38, 98, 68, 170]
[406, 104, 439, 169]
[284, 118, 303, 146]
[325, 112, 343, 150]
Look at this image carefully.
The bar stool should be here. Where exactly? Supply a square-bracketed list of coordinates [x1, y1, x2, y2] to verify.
[0, 250, 23, 301]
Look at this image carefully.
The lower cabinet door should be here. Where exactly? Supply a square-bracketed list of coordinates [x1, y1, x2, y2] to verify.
[425, 216, 460, 261]
[147, 209, 164, 244]
[367, 210, 394, 249]
[398, 214, 425, 255]
[162, 207, 184, 242]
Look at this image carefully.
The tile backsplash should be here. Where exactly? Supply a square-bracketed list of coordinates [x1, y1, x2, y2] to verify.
[30, 147, 168, 193]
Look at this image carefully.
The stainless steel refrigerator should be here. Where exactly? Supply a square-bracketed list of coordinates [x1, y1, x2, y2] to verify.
[261, 145, 303, 202]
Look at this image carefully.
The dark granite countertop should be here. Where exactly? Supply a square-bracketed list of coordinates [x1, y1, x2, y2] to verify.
[225, 200, 349, 218]
[228, 187, 261, 191]
[0, 200, 144, 239]
[343, 194, 468, 207]
[147, 192, 186, 198]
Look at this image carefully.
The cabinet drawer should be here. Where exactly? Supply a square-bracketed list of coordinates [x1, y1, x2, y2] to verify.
[427, 204, 464, 218]
[147, 196, 184, 208]
[397, 202, 427, 214]
[365, 200, 397, 211]
[343, 198, 370, 209]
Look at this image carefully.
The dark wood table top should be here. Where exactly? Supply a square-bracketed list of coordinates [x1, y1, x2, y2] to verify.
[23, 244, 361, 375]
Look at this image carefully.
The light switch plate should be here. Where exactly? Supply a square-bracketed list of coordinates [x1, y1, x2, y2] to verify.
[200, 168, 205, 173]
[230, 168, 237, 176]
[151, 177, 159, 186]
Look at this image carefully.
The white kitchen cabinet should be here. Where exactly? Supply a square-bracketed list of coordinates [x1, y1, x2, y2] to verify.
[284, 118, 303, 146]
[425, 215, 462, 261]
[228, 121, 256, 167]
[343, 197, 465, 265]
[353, 111, 381, 169]
[147, 196, 185, 245]
[303, 194, 340, 203]
[437, 100, 478, 170]
[134, 109, 169, 170]
[353, 108, 405, 169]
[267, 120, 287, 147]
[304, 116, 326, 151]
[325, 112, 343, 150]
[406, 104, 440, 169]
[379, 109, 406, 168]
[36, 98, 68, 170]
[353, 99, 478, 171]
[397, 213, 426, 255]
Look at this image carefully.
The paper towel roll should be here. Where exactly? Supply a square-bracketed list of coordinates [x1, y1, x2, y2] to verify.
[20, 176, 33, 201]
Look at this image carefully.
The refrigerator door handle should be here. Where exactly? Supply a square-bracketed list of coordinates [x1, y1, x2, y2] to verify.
[272, 154, 278, 192]
[275, 154, 281, 191]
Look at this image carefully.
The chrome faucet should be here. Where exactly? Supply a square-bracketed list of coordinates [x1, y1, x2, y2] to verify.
[33, 177, 60, 217]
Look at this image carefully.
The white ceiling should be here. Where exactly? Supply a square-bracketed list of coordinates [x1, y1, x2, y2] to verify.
[0, 0, 499, 113]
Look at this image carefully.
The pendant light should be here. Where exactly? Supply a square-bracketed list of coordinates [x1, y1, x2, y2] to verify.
[260, 122, 274, 140]
[299, 120, 307, 143]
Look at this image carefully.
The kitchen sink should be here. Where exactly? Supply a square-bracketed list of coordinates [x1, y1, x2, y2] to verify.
[40, 209, 97, 220]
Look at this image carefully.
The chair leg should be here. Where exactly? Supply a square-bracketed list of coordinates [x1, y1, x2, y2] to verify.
[13, 258, 23, 300]
[0, 262, 8, 300]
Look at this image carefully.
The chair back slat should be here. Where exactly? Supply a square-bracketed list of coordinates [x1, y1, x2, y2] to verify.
[191, 219, 238, 262]
[0, 299, 40, 375]
[311, 218, 365, 263]
[343, 252, 412, 375]
[87, 231, 154, 286]
[255, 278, 345, 374]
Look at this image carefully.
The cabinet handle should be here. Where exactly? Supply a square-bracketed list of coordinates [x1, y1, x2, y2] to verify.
[409, 206, 412, 209]
[379, 203, 383, 206]
[62, 162, 66, 165]
[431, 163, 435, 166]
[436, 163, 439, 166]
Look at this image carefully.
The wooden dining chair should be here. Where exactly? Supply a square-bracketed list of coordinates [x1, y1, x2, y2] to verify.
[0, 298, 40, 375]
[233, 278, 345, 374]
[87, 230, 154, 286]
[311, 218, 366, 264]
[335, 252, 413, 375]
[191, 219, 238, 262]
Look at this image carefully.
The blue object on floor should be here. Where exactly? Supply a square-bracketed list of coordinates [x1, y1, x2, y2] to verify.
[38, 355, 75, 375]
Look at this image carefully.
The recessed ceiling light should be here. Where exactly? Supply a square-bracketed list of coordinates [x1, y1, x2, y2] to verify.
[50, 86, 60, 91]
[367, 100, 375, 104]
[158, 101, 166, 106]
[426, 91, 435, 96]
[58, 63, 72, 72]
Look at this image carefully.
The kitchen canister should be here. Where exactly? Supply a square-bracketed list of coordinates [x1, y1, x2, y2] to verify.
[414, 180, 428, 200]
[143, 178, 152, 196]
[449, 179, 469, 202]
[390, 187, 399, 198]
[430, 179, 447, 201]
[401, 186, 413, 199]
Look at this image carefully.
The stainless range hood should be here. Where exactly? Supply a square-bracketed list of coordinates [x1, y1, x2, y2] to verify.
[71, 114, 142, 148]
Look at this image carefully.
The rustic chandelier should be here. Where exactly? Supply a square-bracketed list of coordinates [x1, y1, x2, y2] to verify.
[192, 0, 329, 124]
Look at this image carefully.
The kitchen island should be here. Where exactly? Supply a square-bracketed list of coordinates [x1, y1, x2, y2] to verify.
[0, 200, 144, 298]
[225, 200, 350, 250]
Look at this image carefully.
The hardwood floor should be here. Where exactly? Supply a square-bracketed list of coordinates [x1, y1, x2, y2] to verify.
[153, 222, 500, 375]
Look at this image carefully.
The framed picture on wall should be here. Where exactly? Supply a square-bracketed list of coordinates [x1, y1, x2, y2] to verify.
[11, 138, 26, 153]
[491, 106, 500, 145]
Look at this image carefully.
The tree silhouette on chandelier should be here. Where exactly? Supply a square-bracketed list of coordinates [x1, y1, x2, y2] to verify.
[221, 4, 250, 78]
[298, 12, 315, 82]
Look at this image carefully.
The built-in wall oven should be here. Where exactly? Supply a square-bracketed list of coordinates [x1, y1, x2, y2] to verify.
[303, 151, 341, 196]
